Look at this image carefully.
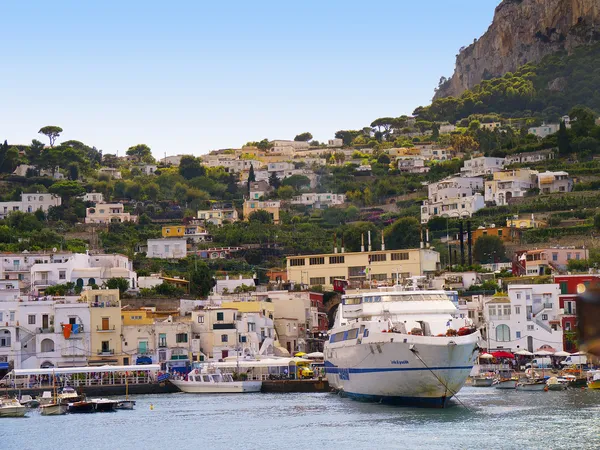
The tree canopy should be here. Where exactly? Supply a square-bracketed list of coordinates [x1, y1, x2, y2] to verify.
[38, 126, 63, 147]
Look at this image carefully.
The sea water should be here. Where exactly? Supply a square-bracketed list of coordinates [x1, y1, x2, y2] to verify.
[2, 387, 600, 450]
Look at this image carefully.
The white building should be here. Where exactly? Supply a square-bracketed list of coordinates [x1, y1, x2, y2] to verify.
[327, 138, 343, 148]
[290, 193, 346, 209]
[421, 176, 484, 223]
[30, 253, 137, 294]
[537, 171, 573, 194]
[205, 159, 262, 173]
[397, 156, 430, 173]
[147, 238, 188, 259]
[81, 192, 104, 204]
[484, 284, 563, 353]
[85, 203, 138, 224]
[98, 167, 122, 179]
[272, 140, 310, 151]
[249, 181, 272, 200]
[214, 275, 257, 295]
[506, 149, 555, 165]
[267, 162, 296, 174]
[138, 164, 158, 176]
[0, 252, 73, 293]
[461, 157, 506, 177]
[484, 169, 538, 206]
[528, 123, 560, 139]
[160, 155, 188, 166]
[0, 193, 62, 219]
[439, 124, 456, 134]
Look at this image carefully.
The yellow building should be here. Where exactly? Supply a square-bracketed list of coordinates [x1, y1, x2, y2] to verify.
[286, 248, 440, 289]
[80, 289, 124, 365]
[243, 200, 281, 224]
[121, 309, 154, 326]
[221, 300, 275, 319]
[506, 217, 546, 229]
[162, 224, 208, 238]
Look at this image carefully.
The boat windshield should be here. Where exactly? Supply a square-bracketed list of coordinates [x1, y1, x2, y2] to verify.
[223, 374, 234, 382]
[212, 374, 222, 383]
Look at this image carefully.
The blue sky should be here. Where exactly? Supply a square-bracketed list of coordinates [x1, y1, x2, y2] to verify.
[0, 1, 500, 157]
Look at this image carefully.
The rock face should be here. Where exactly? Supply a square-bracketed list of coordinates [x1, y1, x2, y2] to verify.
[435, 0, 600, 99]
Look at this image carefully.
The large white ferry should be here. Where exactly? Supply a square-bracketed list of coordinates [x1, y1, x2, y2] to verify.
[325, 282, 480, 407]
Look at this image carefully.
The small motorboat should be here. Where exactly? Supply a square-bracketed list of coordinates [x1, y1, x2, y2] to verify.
[171, 367, 262, 394]
[493, 378, 518, 389]
[40, 403, 68, 416]
[546, 377, 568, 391]
[67, 400, 95, 414]
[90, 398, 118, 412]
[0, 398, 27, 417]
[116, 400, 136, 410]
[19, 394, 40, 408]
[58, 386, 85, 405]
[516, 379, 548, 391]
[472, 375, 495, 387]
[38, 391, 54, 406]
[587, 370, 600, 390]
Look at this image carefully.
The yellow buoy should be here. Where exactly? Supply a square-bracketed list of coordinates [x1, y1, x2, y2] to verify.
[150, 403, 154, 410]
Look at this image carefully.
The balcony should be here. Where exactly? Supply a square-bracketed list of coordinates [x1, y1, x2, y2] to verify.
[61, 324, 84, 337]
[37, 327, 54, 334]
[5, 267, 29, 272]
[543, 303, 553, 309]
[97, 349, 114, 356]
[213, 323, 236, 330]
[90, 301, 119, 308]
[96, 325, 116, 332]
[33, 280, 55, 287]
[61, 348, 86, 357]
[489, 315, 511, 321]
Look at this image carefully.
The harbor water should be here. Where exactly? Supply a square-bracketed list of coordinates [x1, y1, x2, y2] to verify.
[2, 387, 600, 450]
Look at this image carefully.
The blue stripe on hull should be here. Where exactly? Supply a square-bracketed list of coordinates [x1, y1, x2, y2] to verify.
[344, 391, 451, 408]
[325, 365, 472, 374]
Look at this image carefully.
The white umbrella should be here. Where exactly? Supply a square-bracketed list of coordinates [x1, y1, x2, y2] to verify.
[515, 350, 533, 356]
[534, 350, 553, 356]
[305, 352, 324, 359]
[571, 351, 587, 356]
[479, 353, 494, 359]
[553, 351, 571, 357]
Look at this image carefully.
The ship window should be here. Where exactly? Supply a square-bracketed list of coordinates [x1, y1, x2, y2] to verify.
[363, 329, 369, 338]
[330, 332, 345, 343]
[343, 297, 362, 305]
[346, 329, 359, 340]
[203, 375, 210, 382]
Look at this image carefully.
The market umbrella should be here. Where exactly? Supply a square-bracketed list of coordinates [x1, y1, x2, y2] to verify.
[553, 351, 571, 357]
[306, 352, 324, 359]
[515, 350, 533, 356]
[479, 353, 494, 359]
[534, 350, 553, 356]
[491, 351, 514, 359]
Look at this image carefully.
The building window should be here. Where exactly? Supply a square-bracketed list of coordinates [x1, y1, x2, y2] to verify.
[197, 315, 204, 323]
[221, 334, 228, 343]
[329, 276, 345, 284]
[329, 256, 345, 264]
[559, 282, 568, 295]
[216, 312, 224, 321]
[391, 252, 409, 261]
[565, 322, 571, 331]
[516, 331, 521, 339]
[369, 254, 387, 263]
[28, 315, 36, 325]
[348, 266, 366, 278]
[515, 306, 521, 315]
[309, 257, 325, 266]
[541, 314, 548, 320]
[176, 333, 188, 343]
[496, 324, 510, 342]
[59, 270, 66, 280]
[527, 325, 534, 331]
[289, 258, 305, 267]
[248, 323, 256, 332]
[158, 333, 167, 347]
[309, 277, 326, 286]
[371, 274, 387, 281]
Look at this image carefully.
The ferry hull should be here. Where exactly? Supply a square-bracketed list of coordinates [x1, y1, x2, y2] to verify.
[170, 380, 262, 394]
[325, 333, 479, 408]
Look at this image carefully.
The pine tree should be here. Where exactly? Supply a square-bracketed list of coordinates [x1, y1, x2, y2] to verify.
[268, 171, 280, 189]
[557, 121, 571, 156]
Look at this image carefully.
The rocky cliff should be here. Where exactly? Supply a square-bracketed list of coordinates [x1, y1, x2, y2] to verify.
[435, 0, 600, 99]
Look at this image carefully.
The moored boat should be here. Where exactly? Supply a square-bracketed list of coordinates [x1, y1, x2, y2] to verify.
[587, 370, 600, 389]
[472, 375, 495, 387]
[546, 377, 568, 391]
[516, 379, 548, 391]
[0, 398, 27, 417]
[67, 400, 95, 414]
[171, 367, 262, 394]
[19, 394, 40, 408]
[493, 369, 518, 389]
[116, 400, 136, 410]
[40, 403, 68, 416]
[90, 398, 118, 412]
[324, 281, 480, 407]
[38, 391, 54, 406]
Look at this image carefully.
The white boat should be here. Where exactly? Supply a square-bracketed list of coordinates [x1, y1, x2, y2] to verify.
[516, 379, 548, 391]
[40, 403, 68, 416]
[171, 367, 262, 394]
[324, 282, 480, 407]
[116, 400, 136, 410]
[38, 391, 54, 406]
[472, 376, 494, 387]
[0, 398, 27, 417]
[19, 394, 40, 408]
[493, 378, 518, 389]
[546, 377, 568, 391]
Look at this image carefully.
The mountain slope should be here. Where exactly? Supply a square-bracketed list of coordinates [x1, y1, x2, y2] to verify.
[435, 0, 600, 100]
